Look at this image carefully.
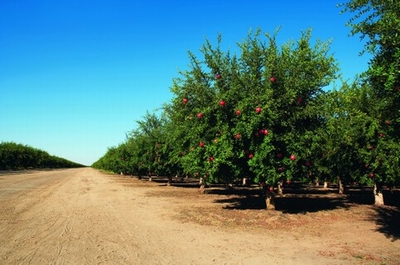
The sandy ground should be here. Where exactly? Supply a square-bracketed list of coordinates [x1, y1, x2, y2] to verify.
[0, 168, 399, 265]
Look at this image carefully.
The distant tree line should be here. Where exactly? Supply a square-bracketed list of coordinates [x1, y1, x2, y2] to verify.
[0, 142, 85, 170]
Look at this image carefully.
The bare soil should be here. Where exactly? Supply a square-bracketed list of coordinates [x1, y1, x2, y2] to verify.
[0, 168, 399, 265]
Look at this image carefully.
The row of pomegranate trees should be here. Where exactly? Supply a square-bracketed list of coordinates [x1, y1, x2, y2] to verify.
[336, 0, 400, 204]
[316, 82, 400, 204]
[92, 26, 399, 208]
[92, 111, 176, 179]
[164, 29, 339, 207]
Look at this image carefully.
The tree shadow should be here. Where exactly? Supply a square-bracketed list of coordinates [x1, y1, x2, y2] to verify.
[382, 190, 400, 207]
[209, 186, 267, 210]
[206, 186, 261, 196]
[136, 176, 201, 188]
[210, 186, 400, 240]
[209, 186, 351, 212]
[208, 185, 358, 213]
[371, 206, 400, 241]
[213, 193, 352, 212]
[344, 188, 376, 204]
[274, 195, 350, 213]
[213, 194, 267, 210]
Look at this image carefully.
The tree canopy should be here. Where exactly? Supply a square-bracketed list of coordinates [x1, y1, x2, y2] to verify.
[93, 0, 400, 207]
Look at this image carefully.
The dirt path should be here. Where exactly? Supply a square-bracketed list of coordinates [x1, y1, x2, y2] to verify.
[0, 168, 399, 264]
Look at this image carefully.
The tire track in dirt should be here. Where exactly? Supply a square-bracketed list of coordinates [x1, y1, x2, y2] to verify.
[0, 169, 82, 264]
[1, 168, 153, 264]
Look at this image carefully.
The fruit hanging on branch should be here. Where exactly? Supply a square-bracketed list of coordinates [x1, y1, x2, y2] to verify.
[270, 76, 276, 82]
[258, 129, 269, 136]
[290, 154, 296, 161]
[255, 107, 262, 114]
[182, 98, 188, 104]
[297, 97, 303, 104]
[219, 100, 226, 107]
[197, 113, 203, 119]
[235, 109, 241, 116]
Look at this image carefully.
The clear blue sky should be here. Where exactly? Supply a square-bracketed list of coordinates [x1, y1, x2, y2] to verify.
[0, 0, 370, 166]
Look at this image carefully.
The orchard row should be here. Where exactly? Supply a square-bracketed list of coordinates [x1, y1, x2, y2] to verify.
[93, 1, 400, 206]
[0, 142, 84, 170]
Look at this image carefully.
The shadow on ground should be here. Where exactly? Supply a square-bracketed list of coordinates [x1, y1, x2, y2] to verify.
[209, 186, 400, 240]
[207, 186, 266, 210]
[121, 175, 400, 240]
[212, 192, 352, 212]
[274, 195, 350, 213]
[209, 186, 353, 213]
[371, 206, 400, 241]
[209, 185, 400, 213]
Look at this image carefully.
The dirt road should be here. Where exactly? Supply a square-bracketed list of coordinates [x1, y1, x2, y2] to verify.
[0, 168, 399, 265]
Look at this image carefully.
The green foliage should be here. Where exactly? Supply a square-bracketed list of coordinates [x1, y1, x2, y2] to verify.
[339, 0, 400, 55]
[167, 29, 338, 185]
[339, 0, 400, 186]
[0, 142, 84, 170]
[91, 145, 127, 173]
[92, 111, 178, 176]
[340, 0, 400, 130]
[94, 20, 400, 191]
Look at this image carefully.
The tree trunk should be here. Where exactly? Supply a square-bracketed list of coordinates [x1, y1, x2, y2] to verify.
[176, 174, 184, 182]
[323, 181, 328, 189]
[265, 190, 275, 210]
[198, 177, 206, 193]
[199, 184, 206, 194]
[373, 183, 384, 205]
[148, 174, 152, 182]
[242, 177, 248, 186]
[167, 175, 172, 186]
[338, 177, 344, 194]
[277, 182, 283, 196]
[314, 177, 319, 187]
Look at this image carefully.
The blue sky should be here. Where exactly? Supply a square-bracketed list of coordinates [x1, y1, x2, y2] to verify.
[0, 0, 370, 166]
